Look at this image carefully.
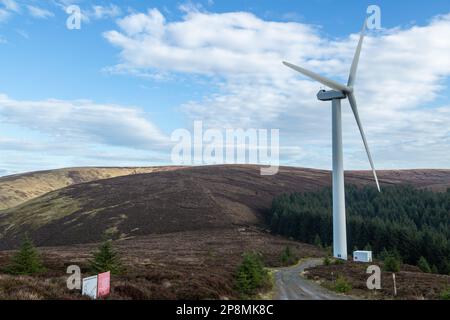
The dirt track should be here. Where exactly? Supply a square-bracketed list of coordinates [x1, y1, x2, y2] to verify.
[274, 258, 353, 300]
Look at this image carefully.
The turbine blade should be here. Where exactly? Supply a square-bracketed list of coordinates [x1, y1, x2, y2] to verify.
[348, 92, 381, 192]
[347, 19, 367, 87]
[283, 61, 351, 93]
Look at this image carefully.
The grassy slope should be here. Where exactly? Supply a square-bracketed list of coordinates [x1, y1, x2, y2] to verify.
[1, 165, 450, 249]
[0, 166, 183, 210]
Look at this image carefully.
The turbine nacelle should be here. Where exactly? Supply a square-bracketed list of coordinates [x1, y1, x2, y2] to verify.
[317, 90, 346, 101]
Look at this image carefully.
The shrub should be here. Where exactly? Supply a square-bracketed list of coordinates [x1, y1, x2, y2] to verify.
[383, 253, 401, 273]
[235, 252, 270, 298]
[5, 235, 46, 275]
[440, 288, 450, 300]
[323, 256, 331, 266]
[280, 246, 297, 266]
[431, 265, 439, 274]
[334, 276, 352, 293]
[377, 248, 389, 261]
[89, 240, 124, 275]
[417, 256, 431, 273]
[313, 234, 322, 248]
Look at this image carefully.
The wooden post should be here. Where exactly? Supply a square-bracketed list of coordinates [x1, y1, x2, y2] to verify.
[392, 273, 397, 296]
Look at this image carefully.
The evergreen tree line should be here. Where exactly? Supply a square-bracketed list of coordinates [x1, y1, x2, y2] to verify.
[268, 185, 450, 274]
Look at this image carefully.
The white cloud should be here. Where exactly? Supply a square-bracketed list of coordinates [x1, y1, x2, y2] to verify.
[1, 0, 19, 12]
[91, 4, 121, 19]
[68, 4, 122, 23]
[0, 139, 169, 176]
[0, 94, 168, 149]
[15, 29, 29, 39]
[56, 0, 81, 6]
[104, 9, 321, 75]
[0, 8, 10, 22]
[0, 93, 174, 175]
[27, 5, 54, 19]
[103, 9, 450, 169]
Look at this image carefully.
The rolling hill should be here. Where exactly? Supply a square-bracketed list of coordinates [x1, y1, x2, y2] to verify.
[1, 165, 450, 249]
[0, 166, 183, 210]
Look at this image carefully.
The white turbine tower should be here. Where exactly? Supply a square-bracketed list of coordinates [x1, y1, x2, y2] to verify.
[283, 20, 380, 260]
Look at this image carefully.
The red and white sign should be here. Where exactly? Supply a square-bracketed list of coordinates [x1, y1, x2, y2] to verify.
[97, 271, 110, 298]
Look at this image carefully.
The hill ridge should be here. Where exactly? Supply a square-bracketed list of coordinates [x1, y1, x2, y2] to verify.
[1, 165, 450, 249]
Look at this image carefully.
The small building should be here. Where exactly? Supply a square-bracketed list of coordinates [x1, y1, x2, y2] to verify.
[353, 250, 372, 263]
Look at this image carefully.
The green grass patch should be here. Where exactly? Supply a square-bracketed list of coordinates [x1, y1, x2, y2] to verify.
[334, 275, 352, 293]
[440, 288, 450, 300]
[2, 192, 82, 230]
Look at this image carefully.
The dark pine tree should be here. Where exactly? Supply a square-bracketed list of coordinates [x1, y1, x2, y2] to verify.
[89, 240, 124, 275]
[6, 235, 46, 275]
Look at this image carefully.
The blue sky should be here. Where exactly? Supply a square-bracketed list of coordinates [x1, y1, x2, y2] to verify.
[0, 0, 450, 175]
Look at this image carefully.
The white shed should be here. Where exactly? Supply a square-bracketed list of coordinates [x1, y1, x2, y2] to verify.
[353, 250, 372, 262]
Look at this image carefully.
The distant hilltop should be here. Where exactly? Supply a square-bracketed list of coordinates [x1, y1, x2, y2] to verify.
[0, 165, 449, 249]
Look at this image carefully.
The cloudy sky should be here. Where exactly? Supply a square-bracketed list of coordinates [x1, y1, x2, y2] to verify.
[0, 0, 449, 176]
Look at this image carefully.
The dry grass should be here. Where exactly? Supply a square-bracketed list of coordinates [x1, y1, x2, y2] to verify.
[0, 166, 184, 210]
[305, 260, 450, 300]
[0, 228, 323, 300]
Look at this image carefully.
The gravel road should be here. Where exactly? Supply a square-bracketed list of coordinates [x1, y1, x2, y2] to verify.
[274, 258, 353, 300]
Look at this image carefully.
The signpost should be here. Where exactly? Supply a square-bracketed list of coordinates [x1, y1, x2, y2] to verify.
[392, 273, 397, 296]
[97, 271, 111, 298]
[80, 271, 111, 299]
[82, 275, 98, 299]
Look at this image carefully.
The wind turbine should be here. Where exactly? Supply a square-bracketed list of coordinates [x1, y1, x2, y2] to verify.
[283, 20, 380, 260]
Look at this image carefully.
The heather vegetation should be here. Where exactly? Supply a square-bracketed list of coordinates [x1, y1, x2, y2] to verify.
[268, 185, 450, 274]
